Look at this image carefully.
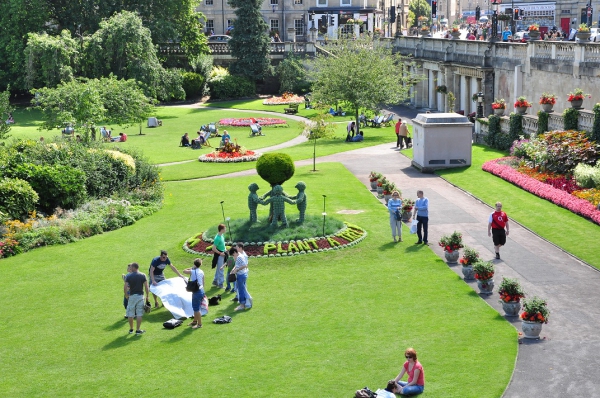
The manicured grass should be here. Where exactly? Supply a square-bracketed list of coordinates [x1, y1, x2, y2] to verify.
[204, 98, 322, 119]
[0, 163, 516, 397]
[434, 145, 600, 269]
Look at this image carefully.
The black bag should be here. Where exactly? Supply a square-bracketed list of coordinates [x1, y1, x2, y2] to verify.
[186, 269, 200, 292]
[394, 209, 402, 221]
[211, 252, 220, 269]
[355, 387, 376, 398]
[228, 273, 237, 283]
[163, 318, 183, 329]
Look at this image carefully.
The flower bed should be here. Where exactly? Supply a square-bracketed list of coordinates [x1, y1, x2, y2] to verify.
[218, 117, 287, 126]
[199, 150, 261, 163]
[263, 92, 304, 105]
[183, 222, 367, 258]
[482, 157, 600, 225]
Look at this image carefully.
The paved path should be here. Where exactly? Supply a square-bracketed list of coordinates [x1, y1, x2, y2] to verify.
[189, 104, 600, 397]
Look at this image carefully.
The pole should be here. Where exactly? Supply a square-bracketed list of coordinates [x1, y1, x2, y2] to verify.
[322, 195, 327, 236]
[220, 201, 233, 242]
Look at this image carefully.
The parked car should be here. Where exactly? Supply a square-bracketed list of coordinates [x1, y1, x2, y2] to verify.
[512, 32, 530, 43]
[208, 35, 232, 42]
[589, 28, 600, 42]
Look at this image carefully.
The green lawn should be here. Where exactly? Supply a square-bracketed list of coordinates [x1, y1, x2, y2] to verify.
[0, 163, 516, 397]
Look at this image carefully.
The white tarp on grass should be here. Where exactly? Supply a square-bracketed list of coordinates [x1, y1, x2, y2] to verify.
[149, 277, 208, 319]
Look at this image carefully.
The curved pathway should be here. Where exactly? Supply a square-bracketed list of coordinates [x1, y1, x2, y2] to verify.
[184, 106, 599, 398]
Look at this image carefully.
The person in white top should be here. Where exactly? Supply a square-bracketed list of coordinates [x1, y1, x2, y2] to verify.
[183, 258, 205, 329]
[231, 243, 252, 311]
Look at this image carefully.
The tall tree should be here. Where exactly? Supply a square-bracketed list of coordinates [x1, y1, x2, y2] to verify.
[228, 0, 273, 81]
[309, 36, 424, 131]
[0, 90, 16, 140]
[0, 0, 50, 91]
[83, 11, 184, 101]
[25, 30, 80, 89]
[409, 0, 432, 27]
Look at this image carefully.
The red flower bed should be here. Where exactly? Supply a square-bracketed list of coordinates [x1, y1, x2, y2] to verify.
[483, 157, 600, 225]
[205, 150, 255, 159]
[219, 117, 287, 126]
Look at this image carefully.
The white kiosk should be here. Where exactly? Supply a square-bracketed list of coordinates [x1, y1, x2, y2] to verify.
[411, 113, 473, 173]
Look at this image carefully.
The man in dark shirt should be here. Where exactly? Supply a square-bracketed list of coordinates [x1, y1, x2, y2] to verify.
[124, 262, 150, 335]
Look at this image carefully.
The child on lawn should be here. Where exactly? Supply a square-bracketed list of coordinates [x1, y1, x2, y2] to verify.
[121, 263, 133, 318]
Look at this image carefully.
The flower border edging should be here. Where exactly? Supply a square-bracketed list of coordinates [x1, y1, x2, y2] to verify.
[198, 152, 262, 163]
[182, 222, 367, 258]
[482, 157, 600, 225]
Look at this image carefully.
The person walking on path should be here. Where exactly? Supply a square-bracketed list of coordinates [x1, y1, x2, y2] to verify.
[395, 119, 409, 149]
[212, 224, 227, 288]
[124, 262, 150, 336]
[183, 258, 205, 329]
[387, 190, 403, 242]
[149, 250, 185, 308]
[413, 190, 429, 245]
[488, 202, 510, 259]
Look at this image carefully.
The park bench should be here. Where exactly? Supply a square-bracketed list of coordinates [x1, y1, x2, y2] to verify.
[284, 104, 299, 114]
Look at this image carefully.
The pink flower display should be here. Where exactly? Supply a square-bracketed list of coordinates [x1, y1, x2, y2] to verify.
[218, 118, 287, 126]
[482, 157, 600, 225]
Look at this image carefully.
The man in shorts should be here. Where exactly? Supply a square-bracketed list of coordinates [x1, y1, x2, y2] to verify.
[488, 202, 510, 260]
[149, 250, 185, 308]
[124, 262, 150, 335]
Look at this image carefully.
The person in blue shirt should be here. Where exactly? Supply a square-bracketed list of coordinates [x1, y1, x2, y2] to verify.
[502, 26, 512, 42]
[351, 131, 364, 142]
[220, 130, 230, 146]
[387, 190, 403, 242]
[413, 190, 429, 245]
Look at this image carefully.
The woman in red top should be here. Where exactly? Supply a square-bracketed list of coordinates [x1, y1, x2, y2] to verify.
[393, 347, 425, 395]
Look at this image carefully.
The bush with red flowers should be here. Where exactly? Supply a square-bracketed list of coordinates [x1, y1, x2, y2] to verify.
[520, 296, 549, 323]
[219, 117, 287, 126]
[498, 277, 525, 303]
[438, 231, 464, 253]
[473, 260, 495, 281]
[514, 96, 532, 108]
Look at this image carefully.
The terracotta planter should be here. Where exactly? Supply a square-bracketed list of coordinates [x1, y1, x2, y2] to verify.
[515, 106, 528, 115]
[570, 99, 584, 109]
[541, 103, 554, 113]
[522, 321, 543, 339]
[502, 300, 521, 316]
[493, 108, 505, 116]
[444, 250, 460, 264]
[477, 278, 494, 295]
[461, 265, 475, 281]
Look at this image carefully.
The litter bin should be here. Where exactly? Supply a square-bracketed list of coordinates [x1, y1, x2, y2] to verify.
[411, 113, 473, 173]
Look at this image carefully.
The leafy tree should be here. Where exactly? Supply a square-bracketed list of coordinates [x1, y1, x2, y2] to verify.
[409, 0, 432, 27]
[0, 0, 50, 91]
[228, 0, 273, 81]
[0, 89, 15, 140]
[276, 53, 308, 94]
[309, 35, 424, 132]
[32, 77, 155, 141]
[25, 30, 80, 89]
[83, 11, 183, 101]
[303, 113, 335, 172]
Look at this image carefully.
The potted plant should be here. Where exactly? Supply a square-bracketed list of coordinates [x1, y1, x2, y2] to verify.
[401, 198, 415, 222]
[520, 296, 550, 339]
[577, 23, 591, 40]
[492, 98, 506, 116]
[513, 96, 532, 115]
[435, 85, 448, 94]
[528, 24, 540, 40]
[438, 231, 464, 264]
[498, 277, 526, 316]
[567, 88, 591, 109]
[471, 93, 479, 103]
[539, 93, 556, 113]
[473, 260, 495, 294]
[369, 171, 381, 190]
[450, 26, 461, 39]
[377, 176, 387, 196]
[382, 181, 396, 204]
[459, 247, 479, 281]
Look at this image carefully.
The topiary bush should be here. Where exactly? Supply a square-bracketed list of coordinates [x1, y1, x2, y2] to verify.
[208, 74, 255, 99]
[537, 110, 549, 135]
[256, 153, 295, 186]
[181, 71, 206, 99]
[563, 108, 579, 131]
[0, 178, 39, 220]
[509, 113, 523, 142]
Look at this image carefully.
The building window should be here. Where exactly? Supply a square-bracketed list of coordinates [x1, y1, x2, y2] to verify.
[294, 19, 304, 35]
[340, 0, 351, 5]
[206, 20, 214, 33]
[270, 19, 279, 32]
[317, 0, 327, 6]
[205, 0, 213, 5]
[271, 0, 278, 5]
[294, 0, 303, 4]
[227, 19, 233, 27]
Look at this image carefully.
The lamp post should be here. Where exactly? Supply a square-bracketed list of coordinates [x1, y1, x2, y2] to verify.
[220, 201, 233, 243]
[322, 195, 327, 237]
[476, 92, 484, 118]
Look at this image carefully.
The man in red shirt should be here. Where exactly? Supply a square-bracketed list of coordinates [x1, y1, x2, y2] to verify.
[487, 202, 510, 259]
[395, 119, 402, 148]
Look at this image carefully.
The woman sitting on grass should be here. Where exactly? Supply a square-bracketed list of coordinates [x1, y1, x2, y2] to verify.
[393, 348, 425, 395]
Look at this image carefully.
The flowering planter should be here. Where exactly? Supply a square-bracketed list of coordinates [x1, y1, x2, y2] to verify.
[570, 99, 583, 109]
[502, 300, 521, 316]
[528, 31, 541, 41]
[402, 211, 412, 222]
[521, 321, 543, 339]
[493, 108, 505, 116]
[444, 250, 460, 264]
[370, 180, 378, 190]
[377, 186, 383, 195]
[541, 103, 554, 113]
[477, 278, 494, 295]
[576, 32, 591, 41]
[461, 265, 475, 281]
[515, 107, 528, 115]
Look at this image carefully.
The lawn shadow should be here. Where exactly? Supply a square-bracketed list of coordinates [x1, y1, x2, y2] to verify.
[104, 318, 127, 331]
[101, 334, 137, 351]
